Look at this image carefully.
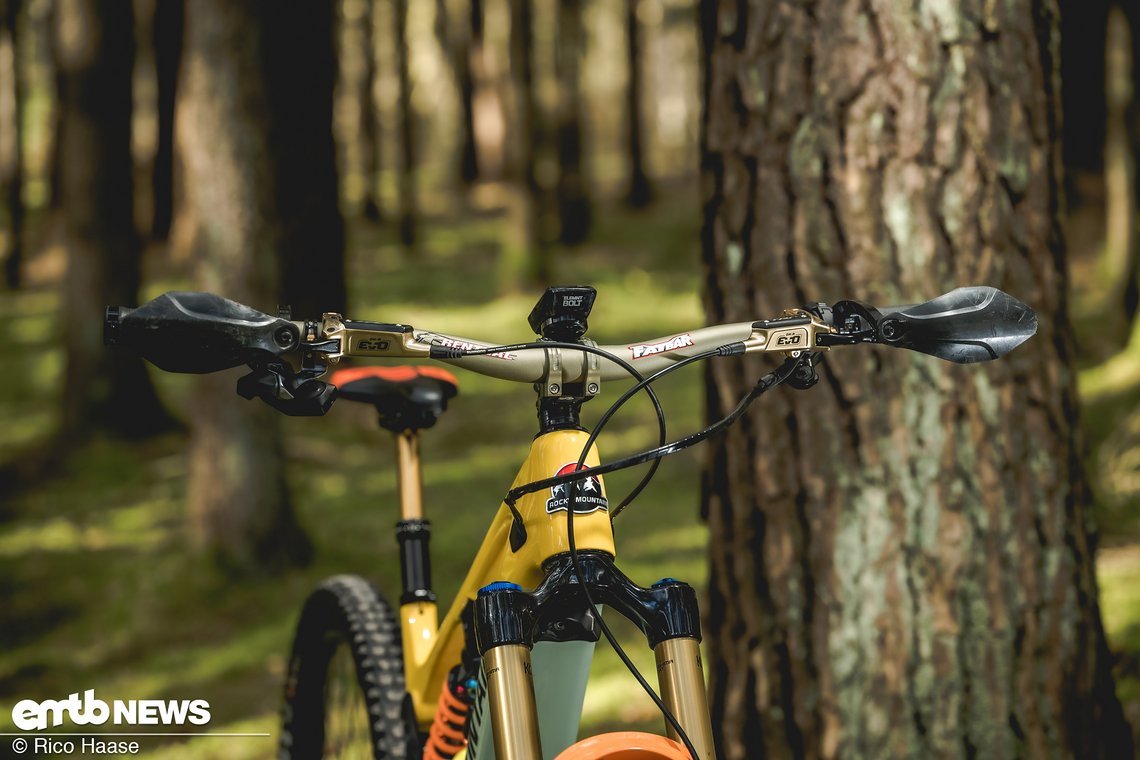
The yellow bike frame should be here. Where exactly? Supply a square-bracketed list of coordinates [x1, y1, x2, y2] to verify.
[392, 424, 712, 760]
[399, 428, 615, 723]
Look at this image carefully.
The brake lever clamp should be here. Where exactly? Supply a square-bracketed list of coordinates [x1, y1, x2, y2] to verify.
[814, 299, 884, 348]
[785, 351, 823, 391]
[236, 361, 337, 416]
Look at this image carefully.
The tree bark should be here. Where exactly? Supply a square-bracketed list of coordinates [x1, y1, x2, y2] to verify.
[554, 0, 590, 244]
[1, 0, 24, 288]
[175, 0, 318, 572]
[150, 0, 182, 241]
[699, 1, 1130, 758]
[624, 0, 651, 208]
[394, 0, 415, 249]
[52, 0, 173, 440]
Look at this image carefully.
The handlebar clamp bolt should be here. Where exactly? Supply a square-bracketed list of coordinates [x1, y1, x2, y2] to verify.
[548, 384, 561, 395]
[587, 383, 599, 395]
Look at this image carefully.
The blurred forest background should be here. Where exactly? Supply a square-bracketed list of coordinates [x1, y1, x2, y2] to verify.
[1, 0, 1140, 756]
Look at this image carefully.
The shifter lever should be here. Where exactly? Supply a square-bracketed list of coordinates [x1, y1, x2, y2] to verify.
[236, 362, 337, 416]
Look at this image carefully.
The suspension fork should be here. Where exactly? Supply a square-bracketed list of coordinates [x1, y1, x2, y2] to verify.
[473, 553, 716, 759]
[474, 584, 543, 760]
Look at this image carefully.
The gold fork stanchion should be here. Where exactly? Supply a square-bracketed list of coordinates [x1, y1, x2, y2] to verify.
[475, 583, 543, 759]
[654, 637, 715, 760]
[484, 643, 543, 760]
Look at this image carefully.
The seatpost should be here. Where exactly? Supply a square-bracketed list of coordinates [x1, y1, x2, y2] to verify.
[395, 429, 424, 520]
[393, 428, 439, 679]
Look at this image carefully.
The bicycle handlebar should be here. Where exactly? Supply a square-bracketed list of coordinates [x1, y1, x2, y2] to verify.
[375, 322, 759, 384]
[104, 286, 1038, 414]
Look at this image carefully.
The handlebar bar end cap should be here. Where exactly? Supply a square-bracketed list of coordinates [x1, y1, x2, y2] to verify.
[103, 306, 130, 346]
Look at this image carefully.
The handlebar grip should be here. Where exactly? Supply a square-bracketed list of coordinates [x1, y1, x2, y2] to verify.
[873, 287, 1036, 363]
[876, 303, 917, 317]
[103, 291, 299, 373]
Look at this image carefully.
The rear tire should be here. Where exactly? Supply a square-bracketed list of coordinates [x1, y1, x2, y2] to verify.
[280, 575, 419, 759]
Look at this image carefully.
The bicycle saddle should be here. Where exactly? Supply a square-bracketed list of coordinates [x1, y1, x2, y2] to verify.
[331, 366, 459, 432]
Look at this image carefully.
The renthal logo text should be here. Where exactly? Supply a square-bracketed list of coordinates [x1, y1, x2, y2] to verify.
[630, 334, 694, 360]
[429, 335, 515, 360]
[11, 690, 211, 731]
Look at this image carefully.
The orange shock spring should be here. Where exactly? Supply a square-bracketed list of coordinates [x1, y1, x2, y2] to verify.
[422, 677, 472, 760]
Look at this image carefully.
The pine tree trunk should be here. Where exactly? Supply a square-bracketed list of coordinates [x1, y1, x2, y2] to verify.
[53, 0, 173, 440]
[394, 0, 416, 249]
[1059, 0, 1109, 180]
[176, 0, 315, 572]
[456, 0, 478, 185]
[150, 0, 182, 241]
[1123, 0, 1140, 321]
[554, 0, 590, 244]
[264, 2, 345, 318]
[468, 0, 504, 181]
[502, 0, 543, 289]
[1, 0, 24, 288]
[437, 0, 478, 188]
[1130, 0, 1140, 206]
[698, 1, 1131, 757]
[624, 0, 651, 208]
[1105, 6, 1137, 322]
[361, 0, 382, 222]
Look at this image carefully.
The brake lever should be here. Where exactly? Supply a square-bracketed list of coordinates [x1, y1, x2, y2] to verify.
[236, 362, 337, 416]
[812, 300, 883, 348]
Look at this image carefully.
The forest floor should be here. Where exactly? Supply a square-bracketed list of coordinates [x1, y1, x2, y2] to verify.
[1, 181, 1139, 756]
